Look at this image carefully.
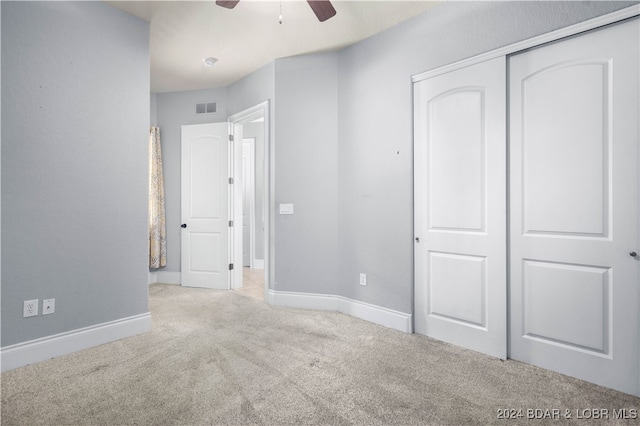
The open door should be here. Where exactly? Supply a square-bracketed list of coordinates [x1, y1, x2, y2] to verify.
[181, 122, 231, 289]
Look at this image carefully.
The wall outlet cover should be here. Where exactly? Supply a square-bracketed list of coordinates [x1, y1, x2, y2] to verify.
[23, 299, 39, 318]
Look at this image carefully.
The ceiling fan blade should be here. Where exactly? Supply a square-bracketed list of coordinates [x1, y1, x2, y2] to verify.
[216, 0, 240, 9]
[307, 0, 336, 22]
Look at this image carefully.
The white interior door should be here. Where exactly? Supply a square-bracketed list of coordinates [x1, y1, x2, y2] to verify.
[414, 56, 507, 359]
[509, 19, 639, 396]
[181, 123, 230, 289]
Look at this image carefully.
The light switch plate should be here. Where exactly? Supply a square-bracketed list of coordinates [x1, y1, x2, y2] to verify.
[279, 203, 294, 215]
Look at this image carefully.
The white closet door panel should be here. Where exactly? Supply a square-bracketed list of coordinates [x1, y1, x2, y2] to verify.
[522, 61, 608, 236]
[509, 18, 639, 396]
[415, 56, 507, 359]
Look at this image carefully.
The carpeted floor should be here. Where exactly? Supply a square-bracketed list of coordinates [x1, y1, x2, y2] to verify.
[2, 283, 639, 425]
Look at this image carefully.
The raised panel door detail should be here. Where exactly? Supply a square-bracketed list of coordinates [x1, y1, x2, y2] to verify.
[522, 260, 610, 355]
[189, 233, 222, 273]
[428, 89, 485, 233]
[190, 136, 222, 220]
[522, 61, 610, 238]
[428, 252, 486, 328]
[509, 19, 639, 396]
[181, 122, 230, 290]
[414, 56, 506, 360]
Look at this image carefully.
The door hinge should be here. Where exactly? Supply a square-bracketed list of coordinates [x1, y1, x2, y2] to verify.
[229, 220, 234, 227]
[229, 177, 234, 184]
[229, 134, 234, 142]
[229, 263, 234, 270]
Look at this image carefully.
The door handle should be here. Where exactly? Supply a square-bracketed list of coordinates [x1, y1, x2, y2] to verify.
[181, 224, 187, 228]
[631, 251, 637, 258]
[415, 237, 420, 243]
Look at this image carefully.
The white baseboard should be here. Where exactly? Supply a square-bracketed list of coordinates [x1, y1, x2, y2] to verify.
[149, 271, 182, 285]
[265, 290, 412, 333]
[0, 312, 151, 372]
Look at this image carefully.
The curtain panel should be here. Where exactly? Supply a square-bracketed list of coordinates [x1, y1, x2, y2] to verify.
[149, 126, 167, 268]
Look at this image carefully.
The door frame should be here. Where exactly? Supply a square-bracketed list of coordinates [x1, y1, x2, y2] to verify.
[242, 138, 256, 268]
[229, 101, 271, 294]
[412, 4, 640, 394]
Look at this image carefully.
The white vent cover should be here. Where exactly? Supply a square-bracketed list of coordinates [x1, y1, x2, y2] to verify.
[196, 102, 217, 115]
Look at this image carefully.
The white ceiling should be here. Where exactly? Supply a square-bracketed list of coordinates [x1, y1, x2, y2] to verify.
[105, 1, 441, 93]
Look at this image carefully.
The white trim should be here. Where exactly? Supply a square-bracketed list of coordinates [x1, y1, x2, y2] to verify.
[266, 290, 412, 333]
[412, 5, 640, 82]
[1, 313, 151, 372]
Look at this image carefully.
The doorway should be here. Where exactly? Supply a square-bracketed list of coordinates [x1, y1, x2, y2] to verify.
[229, 101, 271, 300]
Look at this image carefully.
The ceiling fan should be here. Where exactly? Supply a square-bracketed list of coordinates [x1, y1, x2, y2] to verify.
[215, 0, 337, 22]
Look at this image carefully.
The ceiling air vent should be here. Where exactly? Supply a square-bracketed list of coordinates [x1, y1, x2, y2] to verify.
[196, 102, 217, 115]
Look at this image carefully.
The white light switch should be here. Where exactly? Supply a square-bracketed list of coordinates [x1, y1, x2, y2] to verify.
[279, 203, 294, 215]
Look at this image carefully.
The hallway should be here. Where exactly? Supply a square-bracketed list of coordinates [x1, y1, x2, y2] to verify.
[237, 267, 264, 300]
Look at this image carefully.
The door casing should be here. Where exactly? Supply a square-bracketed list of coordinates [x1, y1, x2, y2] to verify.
[229, 101, 271, 294]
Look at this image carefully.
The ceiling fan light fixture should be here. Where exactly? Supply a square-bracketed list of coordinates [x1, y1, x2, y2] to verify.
[215, 0, 336, 22]
[203, 57, 218, 67]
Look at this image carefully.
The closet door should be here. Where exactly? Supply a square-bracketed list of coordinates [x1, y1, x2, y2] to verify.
[509, 19, 639, 396]
[414, 57, 507, 359]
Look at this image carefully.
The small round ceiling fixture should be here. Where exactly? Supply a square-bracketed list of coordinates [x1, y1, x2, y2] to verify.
[203, 57, 218, 67]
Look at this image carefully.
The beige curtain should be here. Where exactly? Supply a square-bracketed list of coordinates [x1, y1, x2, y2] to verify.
[149, 126, 167, 268]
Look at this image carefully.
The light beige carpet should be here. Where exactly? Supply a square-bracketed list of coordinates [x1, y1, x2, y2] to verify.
[2, 283, 639, 425]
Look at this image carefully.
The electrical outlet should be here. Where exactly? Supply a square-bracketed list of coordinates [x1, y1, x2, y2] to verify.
[359, 273, 367, 286]
[43, 298, 55, 315]
[23, 299, 39, 318]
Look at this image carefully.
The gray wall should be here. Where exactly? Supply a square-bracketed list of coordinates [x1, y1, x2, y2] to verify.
[151, 93, 158, 127]
[272, 53, 339, 293]
[1, 3, 3, 325]
[154, 88, 228, 272]
[334, 1, 637, 313]
[1, 1, 150, 346]
[227, 62, 275, 118]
